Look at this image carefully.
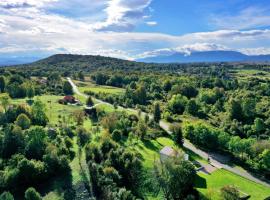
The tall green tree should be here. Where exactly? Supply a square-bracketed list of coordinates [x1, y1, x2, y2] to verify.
[26, 85, 35, 99]
[25, 127, 47, 160]
[228, 99, 242, 121]
[86, 96, 94, 107]
[153, 157, 196, 200]
[0, 76, 6, 93]
[153, 102, 161, 123]
[31, 99, 48, 126]
[63, 81, 73, 95]
[170, 124, 183, 146]
[135, 84, 147, 105]
[186, 99, 198, 116]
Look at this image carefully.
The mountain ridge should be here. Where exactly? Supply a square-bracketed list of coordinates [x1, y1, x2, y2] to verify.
[137, 50, 270, 63]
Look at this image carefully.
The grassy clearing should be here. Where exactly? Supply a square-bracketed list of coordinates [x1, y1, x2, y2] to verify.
[230, 69, 270, 80]
[196, 169, 270, 200]
[75, 80, 125, 95]
[11, 95, 85, 125]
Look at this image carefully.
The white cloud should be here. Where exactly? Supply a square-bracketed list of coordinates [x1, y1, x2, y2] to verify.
[211, 6, 270, 30]
[0, 1, 270, 60]
[93, 0, 153, 31]
[240, 47, 270, 56]
[137, 43, 230, 58]
[146, 21, 157, 26]
[0, 0, 58, 8]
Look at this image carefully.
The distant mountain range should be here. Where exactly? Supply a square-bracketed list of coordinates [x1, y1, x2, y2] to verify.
[137, 50, 270, 63]
[0, 55, 47, 66]
[1, 50, 270, 66]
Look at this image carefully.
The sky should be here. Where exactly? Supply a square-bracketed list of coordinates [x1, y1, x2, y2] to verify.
[1, 0, 270, 61]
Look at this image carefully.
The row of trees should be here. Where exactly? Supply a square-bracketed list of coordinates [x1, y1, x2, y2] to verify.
[183, 123, 270, 177]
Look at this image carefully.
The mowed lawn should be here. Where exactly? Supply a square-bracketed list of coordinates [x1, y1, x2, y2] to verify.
[196, 169, 270, 200]
[132, 136, 270, 200]
[11, 95, 91, 128]
[75, 80, 125, 95]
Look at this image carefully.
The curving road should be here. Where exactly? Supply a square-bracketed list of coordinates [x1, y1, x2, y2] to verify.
[67, 77, 270, 188]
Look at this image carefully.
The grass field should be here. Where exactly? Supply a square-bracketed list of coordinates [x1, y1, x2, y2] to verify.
[230, 69, 270, 80]
[75, 80, 125, 95]
[129, 135, 270, 200]
[196, 169, 270, 200]
[11, 95, 91, 128]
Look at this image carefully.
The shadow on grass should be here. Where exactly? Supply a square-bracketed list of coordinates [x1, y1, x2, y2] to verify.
[194, 174, 207, 189]
[143, 140, 160, 152]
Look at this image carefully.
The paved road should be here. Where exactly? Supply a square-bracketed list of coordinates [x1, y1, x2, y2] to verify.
[67, 78, 270, 188]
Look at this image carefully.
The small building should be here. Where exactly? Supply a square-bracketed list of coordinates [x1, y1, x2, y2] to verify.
[160, 146, 189, 162]
[160, 146, 179, 162]
[59, 95, 77, 104]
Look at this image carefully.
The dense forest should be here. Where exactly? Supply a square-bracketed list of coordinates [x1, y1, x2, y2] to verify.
[0, 54, 270, 200]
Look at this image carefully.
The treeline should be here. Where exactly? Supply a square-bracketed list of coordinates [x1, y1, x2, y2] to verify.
[0, 72, 75, 99]
[183, 123, 270, 178]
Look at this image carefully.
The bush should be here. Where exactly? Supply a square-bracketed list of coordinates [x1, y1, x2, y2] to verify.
[220, 185, 240, 200]
[112, 130, 122, 142]
[0, 191, 14, 200]
[25, 187, 42, 200]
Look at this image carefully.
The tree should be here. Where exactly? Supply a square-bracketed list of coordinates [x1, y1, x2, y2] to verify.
[242, 98, 256, 120]
[2, 125, 24, 158]
[25, 127, 47, 159]
[136, 120, 147, 140]
[186, 99, 198, 116]
[0, 94, 10, 112]
[153, 157, 196, 200]
[77, 126, 90, 147]
[0, 76, 6, 93]
[153, 102, 161, 123]
[78, 71, 85, 81]
[259, 149, 270, 170]
[0, 191, 14, 200]
[168, 94, 188, 114]
[135, 84, 147, 105]
[228, 99, 242, 121]
[73, 110, 85, 125]
[63, 81, 73, 95]
[86, 96, 94, 107]
[26, 85, 35, 99]
[170, 124, 183, 146]
[31, 99, 48, 126]
[253, 118, 265, 134]
[179, 84, 198, 99]
[24, 187, 42, 200]
[15, 113, 31, 129]
[220, 185, 240, 200]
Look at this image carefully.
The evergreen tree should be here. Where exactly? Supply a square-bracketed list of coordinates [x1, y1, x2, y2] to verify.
[153, 102, 161, 123]
[63, 81, 73, 95]
[0, 76, 6, 93]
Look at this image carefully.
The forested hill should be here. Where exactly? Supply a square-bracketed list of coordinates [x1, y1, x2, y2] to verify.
[3, 54, 270, 77]
[9, 54, 152, 72]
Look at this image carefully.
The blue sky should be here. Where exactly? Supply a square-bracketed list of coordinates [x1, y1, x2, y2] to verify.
[0, 0, 270, 60]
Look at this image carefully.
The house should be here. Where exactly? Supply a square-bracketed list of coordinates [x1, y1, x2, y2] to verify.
[159, 146, 189, 162]
[59, 95, 77, 104]
[160, 146, 179, 162]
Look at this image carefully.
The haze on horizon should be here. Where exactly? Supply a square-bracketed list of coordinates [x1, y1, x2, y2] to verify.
[1, 0, 270, 62]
